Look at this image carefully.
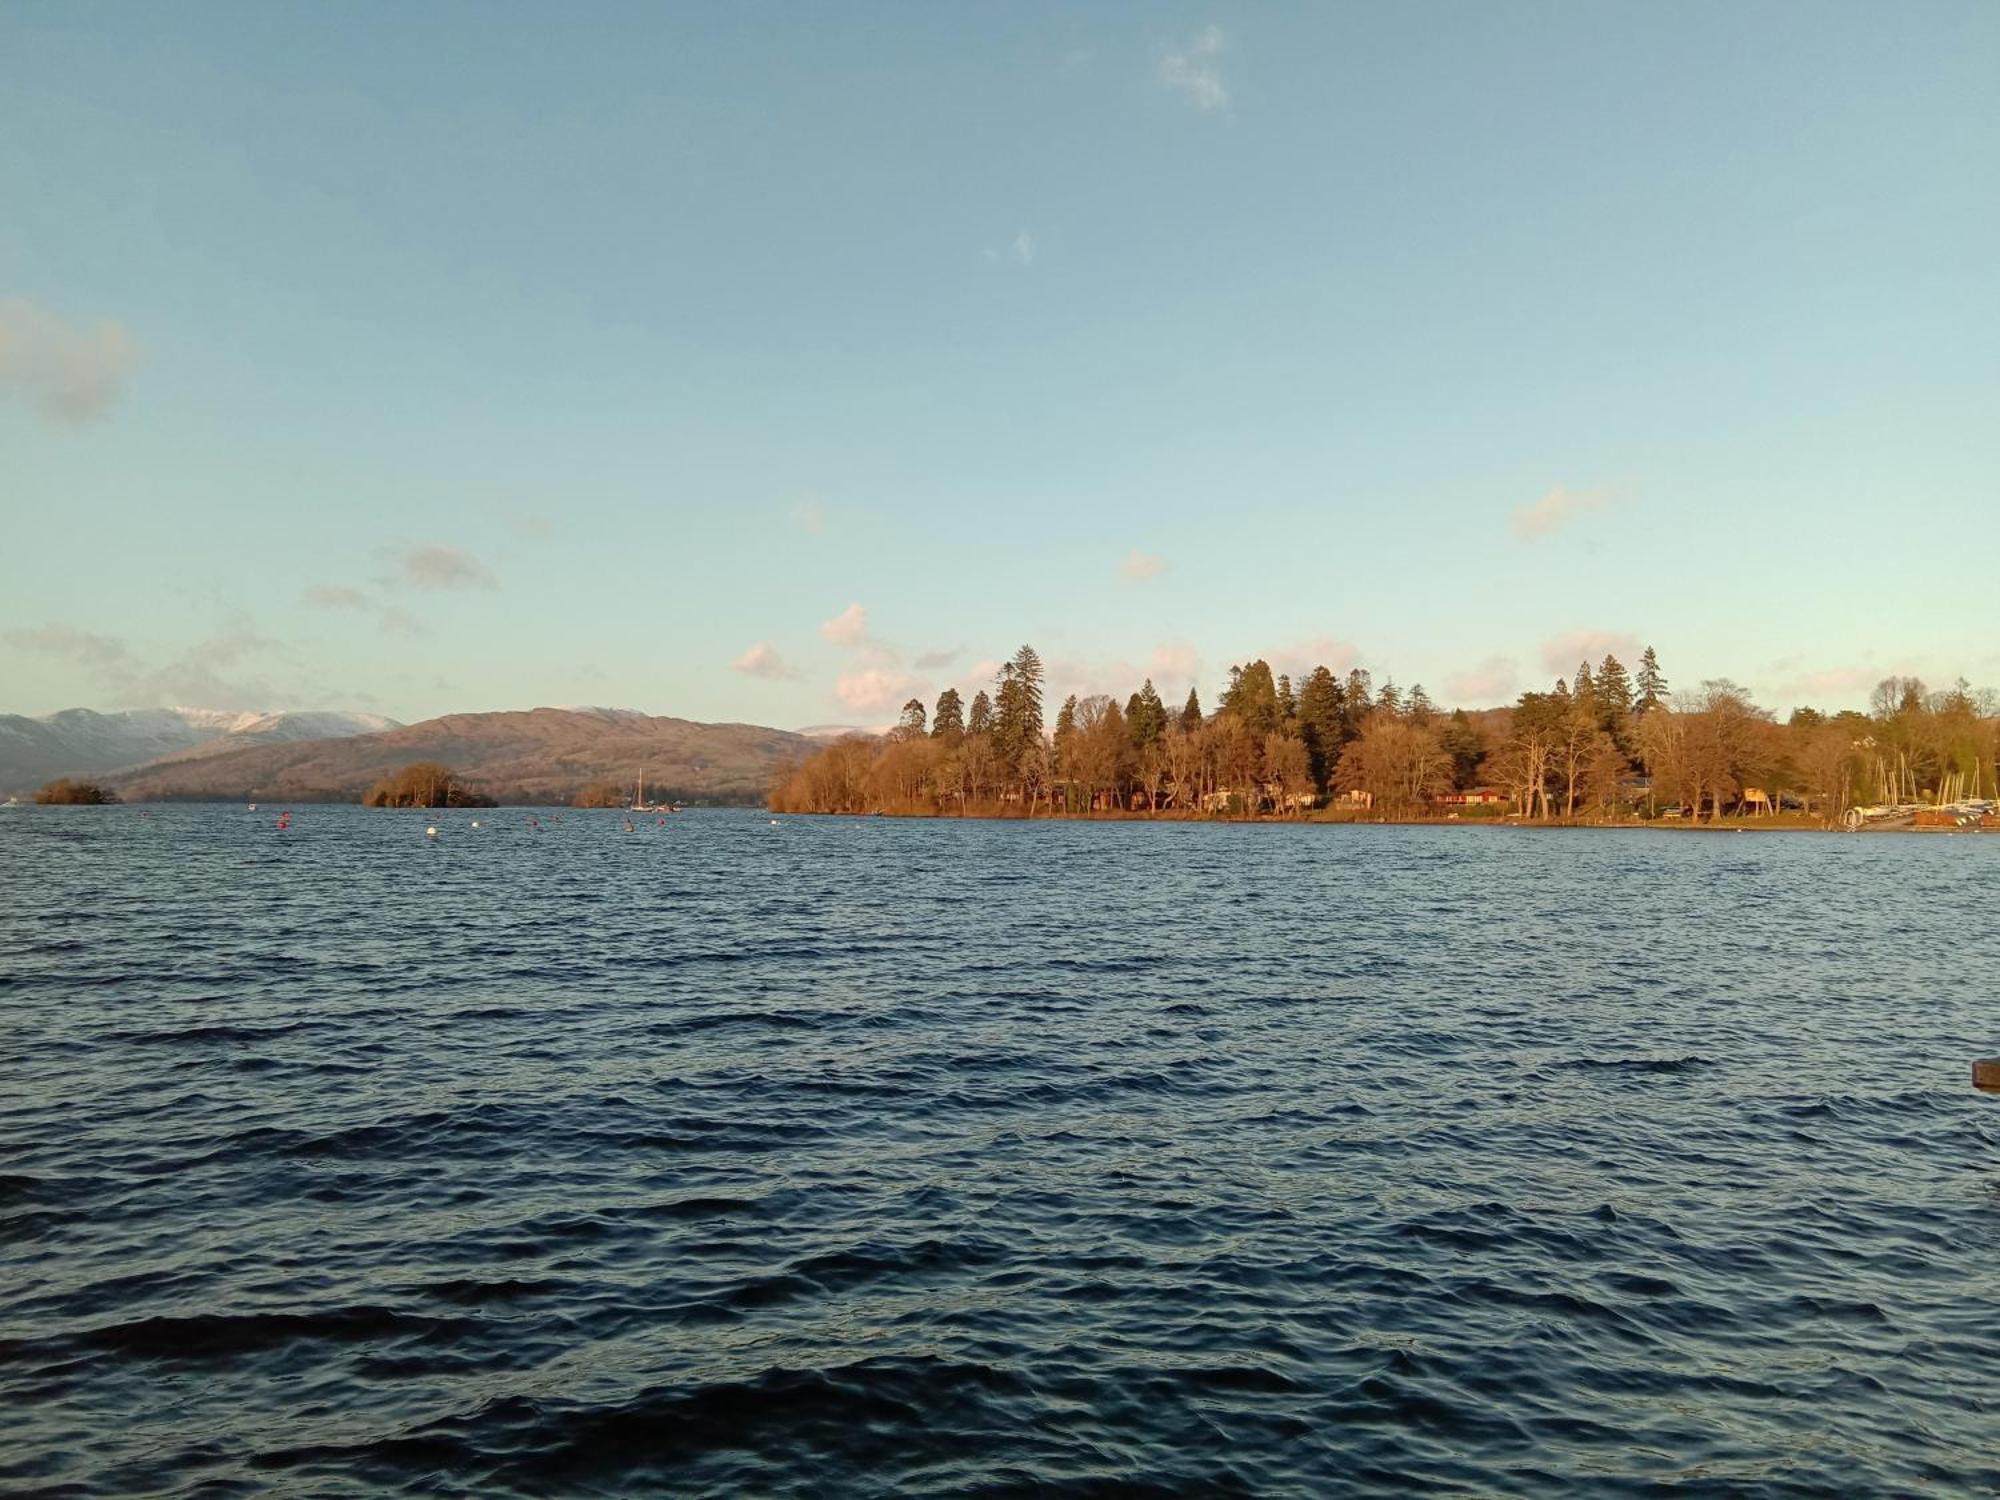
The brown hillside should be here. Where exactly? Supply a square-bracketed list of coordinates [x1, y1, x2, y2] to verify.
[110, 707, 807, 804]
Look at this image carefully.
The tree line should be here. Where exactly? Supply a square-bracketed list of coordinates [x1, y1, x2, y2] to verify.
[768, 643, 2000, 825]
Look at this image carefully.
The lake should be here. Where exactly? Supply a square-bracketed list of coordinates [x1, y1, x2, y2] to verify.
[3, 805, 1996, 1495]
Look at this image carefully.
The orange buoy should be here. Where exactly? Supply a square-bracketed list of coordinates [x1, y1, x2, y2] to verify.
[1975, 1058, 2000, 1093]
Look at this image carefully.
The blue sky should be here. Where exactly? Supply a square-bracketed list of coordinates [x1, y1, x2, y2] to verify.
[3, 1, 1995, 726]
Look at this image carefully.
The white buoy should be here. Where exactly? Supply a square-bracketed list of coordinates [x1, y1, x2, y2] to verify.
[426, 825, 438, 838]
[470, 820, 481, 828]
[771, 819, 779, 826]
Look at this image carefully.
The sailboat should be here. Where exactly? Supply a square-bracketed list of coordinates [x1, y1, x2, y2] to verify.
[629, 774, 673, 814]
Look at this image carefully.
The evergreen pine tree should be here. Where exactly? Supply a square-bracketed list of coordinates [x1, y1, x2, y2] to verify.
[1294, 665, 1346, 794]
[1377, 678, 1402, 715]
[1129, 679, 1168, 747]
[1594, 655, 1633, 719]
[1219, 660, 1281, 736]
[1276, 673, 1298, 728]
[1009, 645, 1045, 742]
[1055, 693, 1079, 741]
[1593, 654, 1634, 754]
[1573, 661, 1596, 717]
[1635, 647, 1666, 711]
[1343, 669, 1374, 737]
[1053, 694, 1080, 784]
[967, 690, 994, 736]
[931, 688, 965, 738]
[993, 664, 1027, 771]
[1181, 687, 1203, 730]
[1407, 683, 1435, 723]
[1441, 709, 1484, 788]
[897, 698, 926, 736]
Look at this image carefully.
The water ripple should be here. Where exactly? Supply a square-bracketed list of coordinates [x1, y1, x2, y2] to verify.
[2, 805, 1997, 1495]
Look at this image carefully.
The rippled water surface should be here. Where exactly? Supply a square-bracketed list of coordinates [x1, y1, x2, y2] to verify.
[3, 805, 1998, 1496]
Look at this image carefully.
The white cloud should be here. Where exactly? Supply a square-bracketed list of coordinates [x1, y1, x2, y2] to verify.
[0, 297, 138, 423]
[1760, 659, 1934, 706]
[1119, 550, 1169, 582]
[836, 668, 920, 714]
[1512, 485, 1611, 540]
[1445, 656, 1519, 704]
[1149, 641, 1200, 687]
[732, 641, 800, 680]
[1539, 629, 1641, 678]
[386, 544, 497, 591]
[1159, 26, 1228, 113]
[819, 602, 870, 648]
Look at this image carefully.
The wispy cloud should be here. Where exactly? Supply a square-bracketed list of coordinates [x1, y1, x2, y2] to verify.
[1159, 26, 1228, 113]
[5, 617, 286, 709]
[913, 646, 962, 671]
[304, 584, 369, 610]
[1512, 485, 1613, 541]
[0, 297, 139, 424]
[819, 602, 870, 648]
[732, 641, 800, 681]
[387, 544, 497, 591]
[1767, 664, 1878, 700]
[983, 230, 1038, 267]
[504, 511, 553, 538]
[1119, 550, 1169, 582]
[5, 623, 132, 670]
[836, 668, 920, 714]
[790, 497, 828, 534]
[1539, 629, 1641, 678]
[1445, 656, 1518, 704]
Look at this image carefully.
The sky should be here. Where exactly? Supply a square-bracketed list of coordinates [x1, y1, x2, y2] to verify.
[2, 1, 1996, 728]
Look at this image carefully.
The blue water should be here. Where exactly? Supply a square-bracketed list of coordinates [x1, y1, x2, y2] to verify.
[3, 805, 1997, 1496]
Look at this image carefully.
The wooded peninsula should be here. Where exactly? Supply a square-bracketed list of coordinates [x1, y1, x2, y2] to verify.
[769, 646, 2000, 828]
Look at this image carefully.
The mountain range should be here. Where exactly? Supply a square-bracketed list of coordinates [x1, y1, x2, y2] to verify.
[12, 706, 807, 806]
[0, 707, 397, 795]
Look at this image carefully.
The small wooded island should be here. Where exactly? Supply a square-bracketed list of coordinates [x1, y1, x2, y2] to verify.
[361, 763, 497, 809]
[34, 779, 120, 805]
[771, 644, 2000, 829]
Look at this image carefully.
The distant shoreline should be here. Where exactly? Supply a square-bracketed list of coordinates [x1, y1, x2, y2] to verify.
[763, 807, 1962, 834]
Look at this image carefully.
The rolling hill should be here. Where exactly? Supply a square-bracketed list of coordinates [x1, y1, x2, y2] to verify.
[104, 706, 809, 805]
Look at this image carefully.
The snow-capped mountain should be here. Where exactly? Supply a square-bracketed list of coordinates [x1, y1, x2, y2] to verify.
[0, 707, 399, 793]
[796, 723, 890, 741]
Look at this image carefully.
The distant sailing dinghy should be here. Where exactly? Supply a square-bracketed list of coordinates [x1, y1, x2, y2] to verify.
[629, 775, 674, 814]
